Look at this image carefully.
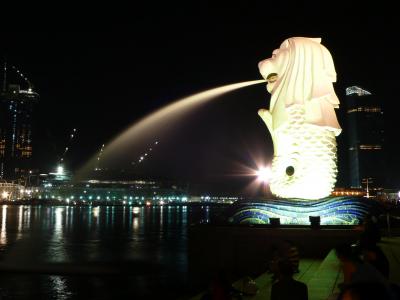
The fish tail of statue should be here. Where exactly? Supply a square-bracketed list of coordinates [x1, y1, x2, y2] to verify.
[269, 113, 338, 199]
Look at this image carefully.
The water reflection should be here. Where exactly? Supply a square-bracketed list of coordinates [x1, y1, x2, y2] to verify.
[111, 206, 115, 226]
[93, 206, 100, 218]
[205, 206, 210, 223]
[54, 207, 63, 235]
[133, 216, 139, 231]
[122, 206, 126, 227]
[23, 205, 31, 228]
[1, 205, 7, 245]
[17, 206, 23, 240]
[0, 204, 223, 299]
[49, 276, 72, 300]
[160, 205, 164, 228]
[49, 207, 68, 262]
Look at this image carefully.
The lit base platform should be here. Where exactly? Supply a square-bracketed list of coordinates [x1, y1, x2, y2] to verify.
[230, 197, 382, 225]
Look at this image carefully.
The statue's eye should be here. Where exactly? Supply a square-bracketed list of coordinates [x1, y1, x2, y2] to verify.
[286, 166, 295, 176]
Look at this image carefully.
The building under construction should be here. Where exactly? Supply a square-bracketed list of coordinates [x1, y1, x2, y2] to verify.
[0, 62, 39, 180]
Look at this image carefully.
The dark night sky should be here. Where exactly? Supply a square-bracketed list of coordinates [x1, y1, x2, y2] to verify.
[1, 3, 399, 192]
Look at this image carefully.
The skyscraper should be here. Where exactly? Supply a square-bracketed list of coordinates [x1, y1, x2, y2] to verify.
[0, 62, 39, 179]
[346, 86, 384, 189]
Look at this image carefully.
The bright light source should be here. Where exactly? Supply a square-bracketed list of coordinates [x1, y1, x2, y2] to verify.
[1, 191, 9, 199]
[160, 200, 165, 205]
[256, 167, 272, 183]
[57, 165, 64, 175]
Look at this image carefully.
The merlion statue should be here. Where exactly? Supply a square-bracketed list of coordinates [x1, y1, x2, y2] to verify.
[258, 37, 341, 200]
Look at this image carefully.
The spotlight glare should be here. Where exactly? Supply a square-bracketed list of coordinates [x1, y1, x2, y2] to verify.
[256, 167, 271, 183]
[57, 165, 64, 175]
[1, 191, 9, 199]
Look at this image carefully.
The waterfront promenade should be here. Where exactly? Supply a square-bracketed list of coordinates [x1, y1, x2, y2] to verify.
[190, 236, 400, 300]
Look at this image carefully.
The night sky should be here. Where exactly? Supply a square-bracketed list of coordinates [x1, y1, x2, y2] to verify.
[1, 3, 399, 192]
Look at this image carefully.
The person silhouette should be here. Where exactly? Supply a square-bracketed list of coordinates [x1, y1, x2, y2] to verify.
[270, 259, 308, 300]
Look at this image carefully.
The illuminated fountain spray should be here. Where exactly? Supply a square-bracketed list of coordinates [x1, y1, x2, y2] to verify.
[78, 80, 265, 177]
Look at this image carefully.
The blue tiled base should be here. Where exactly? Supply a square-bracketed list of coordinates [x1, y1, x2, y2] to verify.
[230, 197, 381, 225]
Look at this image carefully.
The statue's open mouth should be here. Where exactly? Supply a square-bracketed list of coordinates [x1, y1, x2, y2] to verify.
[267, 73, 278, 83]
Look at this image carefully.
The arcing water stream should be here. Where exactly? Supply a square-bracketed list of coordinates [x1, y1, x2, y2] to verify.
[78, 79, 265, 178]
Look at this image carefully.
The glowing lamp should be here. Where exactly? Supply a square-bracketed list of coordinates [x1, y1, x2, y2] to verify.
[1, 191, 9, 199]
[57, 165, 64, 175]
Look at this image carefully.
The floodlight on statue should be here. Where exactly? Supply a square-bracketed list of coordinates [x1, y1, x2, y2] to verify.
[258, 37, 341, 200]
[256, 166, 272, 183]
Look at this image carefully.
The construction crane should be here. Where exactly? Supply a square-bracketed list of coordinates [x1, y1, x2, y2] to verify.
[59, 128, 78, 165]
[94, 143, 106, 171]
[131, 140, 160, 166]
[1, 60, 40, 106]
[50, 128, 78, 178]
[93, 139, 160, 172]
[2, 61, 35, 92]
[10, 64, 33, 89]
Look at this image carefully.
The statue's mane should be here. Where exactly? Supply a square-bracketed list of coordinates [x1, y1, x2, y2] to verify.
[271, 37, 341, 135]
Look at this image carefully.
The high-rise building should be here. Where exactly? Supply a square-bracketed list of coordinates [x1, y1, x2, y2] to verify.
[346, 86, 384, 189]
[0, 63, 39, 179]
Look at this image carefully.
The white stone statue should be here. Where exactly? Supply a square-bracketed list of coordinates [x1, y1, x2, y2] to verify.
[258, 37, 341, 199]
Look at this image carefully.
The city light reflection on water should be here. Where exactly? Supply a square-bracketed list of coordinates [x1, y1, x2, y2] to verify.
[17, 206, 23, 240]
[0, 204, 221, 299]
[1, 205, 7, 245]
